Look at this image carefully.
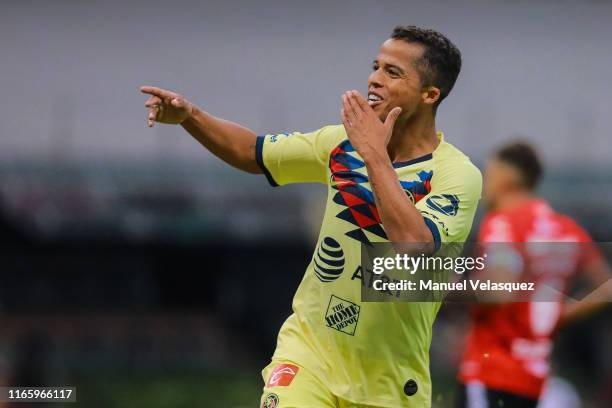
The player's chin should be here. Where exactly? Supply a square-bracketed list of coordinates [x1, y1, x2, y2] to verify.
[369, 101, 387, 120]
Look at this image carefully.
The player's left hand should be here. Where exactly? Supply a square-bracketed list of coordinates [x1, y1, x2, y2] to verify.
[341, 90, 402, 158]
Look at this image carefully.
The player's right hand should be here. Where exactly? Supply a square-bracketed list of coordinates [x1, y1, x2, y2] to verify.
[140, 86, 194, 127]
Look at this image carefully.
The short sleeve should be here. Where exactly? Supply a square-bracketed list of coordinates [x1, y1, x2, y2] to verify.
[255, 125, 341, 186]
[415, 161, 482, 248]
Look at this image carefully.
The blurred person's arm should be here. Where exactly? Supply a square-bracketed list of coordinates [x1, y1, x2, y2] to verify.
[560, 258, 612, 325]
[140, 86, 260, 173]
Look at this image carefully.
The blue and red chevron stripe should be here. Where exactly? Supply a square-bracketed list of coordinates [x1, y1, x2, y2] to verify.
[329, 140, 433, 245]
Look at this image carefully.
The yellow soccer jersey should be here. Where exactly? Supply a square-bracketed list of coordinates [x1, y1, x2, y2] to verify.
[256, 125, 482, 407]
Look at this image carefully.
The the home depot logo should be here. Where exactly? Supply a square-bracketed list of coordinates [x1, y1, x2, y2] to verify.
[324, 295, 360, 336]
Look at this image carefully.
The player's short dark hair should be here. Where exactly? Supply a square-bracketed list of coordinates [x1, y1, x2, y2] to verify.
[495, 141, 543, 190]
[391, 25, 462, 108]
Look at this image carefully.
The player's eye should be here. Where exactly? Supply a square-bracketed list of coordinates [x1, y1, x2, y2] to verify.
[372, 63, 379, 71]
[387, 68, 400, 77]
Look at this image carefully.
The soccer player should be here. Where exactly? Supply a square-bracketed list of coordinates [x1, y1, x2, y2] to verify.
[141, 26, 482, 408]
[456, 142, 612, 408]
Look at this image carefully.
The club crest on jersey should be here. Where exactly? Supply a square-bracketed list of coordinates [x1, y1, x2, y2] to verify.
[262, 393, 279, 408]
[426, 194, 460, 216]
[329, 140, 433, 245]
[325, 295, 361, 336]
[314, 237, 345, 282]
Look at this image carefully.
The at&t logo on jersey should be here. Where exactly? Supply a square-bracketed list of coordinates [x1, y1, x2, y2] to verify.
[313, 237, 345, 282]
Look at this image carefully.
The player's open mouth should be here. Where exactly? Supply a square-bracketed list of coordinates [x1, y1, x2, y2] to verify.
[367, 92, 383, 107]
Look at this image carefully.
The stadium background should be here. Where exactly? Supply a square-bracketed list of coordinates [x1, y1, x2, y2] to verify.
[1, 0, 611, 406]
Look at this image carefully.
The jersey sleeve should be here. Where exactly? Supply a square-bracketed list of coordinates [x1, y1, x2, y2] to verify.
[255, 126, 340, 186]
[415, 160, 482, 248]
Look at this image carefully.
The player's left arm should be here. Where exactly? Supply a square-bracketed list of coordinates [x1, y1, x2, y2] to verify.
[341, 90, 481, 252]
[341, 90, 433, 251]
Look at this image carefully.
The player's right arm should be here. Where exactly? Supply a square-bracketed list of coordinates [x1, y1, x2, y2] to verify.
[560, 238, 612, 325]
[140, 86, 261, 174]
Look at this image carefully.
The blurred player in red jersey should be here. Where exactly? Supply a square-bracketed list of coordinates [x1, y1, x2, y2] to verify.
[455, 142, 612, 407]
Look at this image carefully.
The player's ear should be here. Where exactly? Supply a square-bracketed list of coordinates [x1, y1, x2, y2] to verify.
[421, 86, 440, 106]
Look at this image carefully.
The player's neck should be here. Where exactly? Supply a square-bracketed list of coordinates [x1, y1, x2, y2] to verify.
[494, 191, 535, 211]
[386, 113, 438, 163]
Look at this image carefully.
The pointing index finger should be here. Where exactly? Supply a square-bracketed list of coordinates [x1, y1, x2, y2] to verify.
[140, 86, 174, 102]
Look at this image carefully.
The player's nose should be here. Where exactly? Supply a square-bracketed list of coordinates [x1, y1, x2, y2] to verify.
[368, 69, 384, 89]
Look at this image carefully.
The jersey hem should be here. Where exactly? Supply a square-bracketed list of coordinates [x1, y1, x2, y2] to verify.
[271, 355, 428, 408]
